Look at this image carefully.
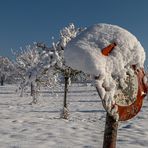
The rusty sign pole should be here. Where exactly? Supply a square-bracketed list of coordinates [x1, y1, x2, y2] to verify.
[96, 84, 118, 148]
[103, 113, 118, 148]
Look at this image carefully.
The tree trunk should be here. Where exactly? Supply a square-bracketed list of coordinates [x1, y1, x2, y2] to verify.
[20, 87, 24, 97]
[103, 113, 118, 148]
[63, 76, 69, 119]
[31, 82, 35, 96]
[1, 76, 4, 86]
[64, 76, 69, 108]
[20, 82, 25, 97]
[29, 82, 37, 104]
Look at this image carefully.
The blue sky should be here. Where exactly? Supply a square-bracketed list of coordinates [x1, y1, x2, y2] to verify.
[0, 0, 148, 64]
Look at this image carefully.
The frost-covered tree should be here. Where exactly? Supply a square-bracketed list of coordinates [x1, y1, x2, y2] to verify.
[14, 45, 40, 98]
[58, 23, 87, 118]
[14, 45, 51, 104]
[37, 23, 87, 119]
[14, 43, 60, 104]
[0, 56, 15, 85]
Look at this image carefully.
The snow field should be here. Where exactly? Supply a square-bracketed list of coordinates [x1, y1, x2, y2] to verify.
[0, 84, 148, 148]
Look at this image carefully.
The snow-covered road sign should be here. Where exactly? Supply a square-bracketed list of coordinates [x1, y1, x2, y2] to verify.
[102, 43, 147, 121]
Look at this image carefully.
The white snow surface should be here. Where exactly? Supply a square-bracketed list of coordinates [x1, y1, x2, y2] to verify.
[0, 84, 148, 148]
[64, 24, 146, 117]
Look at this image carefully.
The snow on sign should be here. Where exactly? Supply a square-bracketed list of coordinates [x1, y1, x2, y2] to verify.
[64, 23, 147, 121]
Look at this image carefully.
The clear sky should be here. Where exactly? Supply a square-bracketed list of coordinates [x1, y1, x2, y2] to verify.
[0, 0, 148, 64]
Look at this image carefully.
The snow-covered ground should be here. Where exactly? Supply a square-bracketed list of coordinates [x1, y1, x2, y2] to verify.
[0, 84, 148, 148]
